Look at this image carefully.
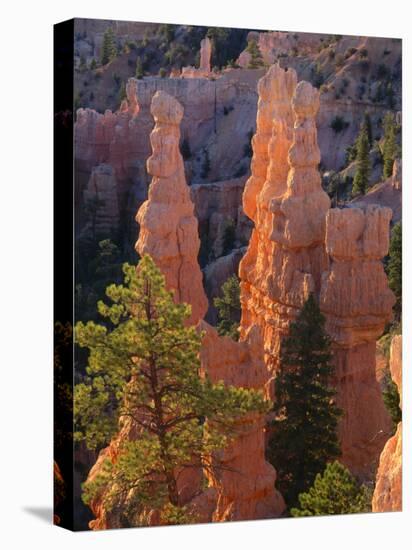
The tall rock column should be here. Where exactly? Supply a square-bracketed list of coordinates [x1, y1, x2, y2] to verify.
[136, 90, 208, 325]
[199, 36, 212, 73]
[86, 90, 285, 528]
[320, 205, 395, 476]
[136, 89, 284, 521]
[240, 73, 330, 396]
[372, 335, 402, 511]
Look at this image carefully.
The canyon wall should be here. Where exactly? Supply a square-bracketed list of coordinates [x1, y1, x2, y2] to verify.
[372, 335, 402, 512]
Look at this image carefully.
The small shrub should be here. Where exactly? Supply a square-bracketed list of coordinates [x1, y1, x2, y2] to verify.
[159, 67, 167, 78]
[359, 48, 368, 59]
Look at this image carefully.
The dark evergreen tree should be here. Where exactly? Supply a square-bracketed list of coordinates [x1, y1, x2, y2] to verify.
[291, 461, 371, 517]
[135, 57, 144, 79]
[382, 369, 402, 432]
[382, 112, 397, 179]
[101, 27, 117, 65]
[387, 222, 402, 320]
[352, 123, 371, 196]
[267, 294, 342, 509]
[222, 218, 236, 255]
[364, 112, 373, 145]
[214, 275, 241, 341]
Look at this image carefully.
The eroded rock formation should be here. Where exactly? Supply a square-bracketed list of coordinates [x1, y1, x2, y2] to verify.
[372, 335, 402, 512]
[181, 36, 212, 78]
[83, 163, 119, 239]
[136, 90, 283, 520]
[135, 90, 208, 325]
[193, 323, 284, 521]
[75, 79, 140, 181]
[86, 90, 284, 529]
[239, 63, 394, 477]
[320, 206, 395, 475]
[240, 66, 330, 397]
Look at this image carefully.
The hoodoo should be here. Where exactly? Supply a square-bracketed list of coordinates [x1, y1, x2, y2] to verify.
[240, 64, 394, 476]
[86, 90, 284, 529]
[240, 67, 330, 397]
[320, 206, 395, 475]
[136, 90, 208, 325]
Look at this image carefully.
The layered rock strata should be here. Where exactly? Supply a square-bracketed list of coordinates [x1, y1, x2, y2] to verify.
[75, 79, 140, 181]
[239, 64, 394, 477]
[240, 66, 330, 397]
[86, 90, 284, 529]
[372, 335, 402, 512]
[320, 206, 395, 475]
[135, 90, 208, 326]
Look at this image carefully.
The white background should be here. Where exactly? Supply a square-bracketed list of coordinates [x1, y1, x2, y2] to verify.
[0, 0, 410, 548]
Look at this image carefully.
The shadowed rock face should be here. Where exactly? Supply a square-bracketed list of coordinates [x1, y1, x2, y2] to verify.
[372, 335, 402, 512]
[82, 163, 119, 240]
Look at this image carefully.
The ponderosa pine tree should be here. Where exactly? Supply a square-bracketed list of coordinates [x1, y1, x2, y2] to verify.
[214, 275, 241, 341]
[75, 255, 268, 526]
[291, 461, 371, 517]
[352, 123, 371, 196]
[382, 112, 397, 179]
[267, 293, 341, 509]
[387, 222, 402, 320]
[364, 112, 373, 145]
[101, 28, 117, 65]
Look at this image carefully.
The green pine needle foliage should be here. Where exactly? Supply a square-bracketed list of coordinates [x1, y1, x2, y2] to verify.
[382, 112, 398, 179]
[291, 461, 371, 517]
[214, 275, 241, 341]
[75, 255, 268, 525]
[387, 222, 402, 320]
[352, 123, 371, 196]
[267, 294, 342, 509]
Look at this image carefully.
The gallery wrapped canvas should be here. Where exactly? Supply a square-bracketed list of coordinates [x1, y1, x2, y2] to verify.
[54, 18, 402, 531]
